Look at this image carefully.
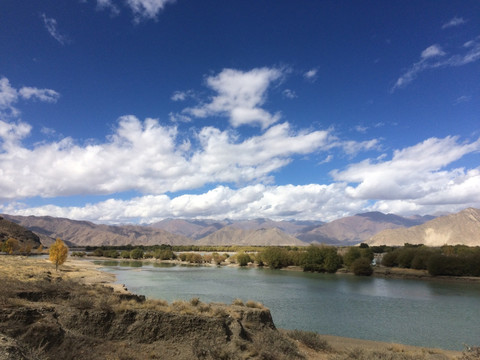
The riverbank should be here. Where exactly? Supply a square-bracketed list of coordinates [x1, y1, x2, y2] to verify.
[83, 253, 480, 284]
[0, 256, 474, 360]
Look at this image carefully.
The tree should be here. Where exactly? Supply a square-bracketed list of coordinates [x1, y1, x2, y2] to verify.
[130, 248, 144, 260]
[352, 257, 373, 276]
[49, 238, 68, 271]
[4, 238, 20, 254]
[343, 247, 361, 269]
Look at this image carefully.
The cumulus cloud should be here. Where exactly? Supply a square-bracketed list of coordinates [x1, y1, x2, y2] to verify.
[303, 69, 318, 81]
[392, 37, 480, 91]
[420, 44, 445, 59]
[41, 14, 69, 45]
[442, 16, 466, 29]
[96, 0, 120, 15]
[0, 116, 349, 200]
[331, 136, 480, 203]
[0, 77, 60, 118]
[3, 183, 366, 223]
[2, 131, 479, 222]
[125, 0, 176, 22]
[18, 87, 60, 103]
[282, 89, 297, 99]
[184, 67, 283, 129]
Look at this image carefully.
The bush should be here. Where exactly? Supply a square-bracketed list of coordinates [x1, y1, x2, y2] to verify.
[130, 248, 144, 260]
[343, 247, 361, 268]
[287, 330, 331, 352]
[259, 247, 292, 269]
[302, 245, 342, 273]
[120, 250, 130, 259]
[427, 254, 464, 276]
[352, 258, 373, 276]
[381, 251, 398, 267]
[236, 252, 252, 266]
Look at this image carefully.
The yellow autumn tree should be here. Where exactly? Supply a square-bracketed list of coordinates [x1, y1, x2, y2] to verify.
[49, 238, 68, 271]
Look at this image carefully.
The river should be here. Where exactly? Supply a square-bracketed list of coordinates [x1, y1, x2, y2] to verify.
[94, 260, 480, 350]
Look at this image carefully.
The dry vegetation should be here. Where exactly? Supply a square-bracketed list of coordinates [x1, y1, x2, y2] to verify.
[0, 256, 471, 360]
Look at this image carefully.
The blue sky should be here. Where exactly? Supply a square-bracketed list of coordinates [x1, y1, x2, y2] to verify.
[0, 0, 479, 223]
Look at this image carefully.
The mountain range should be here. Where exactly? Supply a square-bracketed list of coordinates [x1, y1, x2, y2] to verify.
[367, 208, 480, 247]
[1, 210, 443, 247]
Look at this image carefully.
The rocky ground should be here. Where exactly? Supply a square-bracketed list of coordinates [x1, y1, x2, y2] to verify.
[0, 256, 475, 360]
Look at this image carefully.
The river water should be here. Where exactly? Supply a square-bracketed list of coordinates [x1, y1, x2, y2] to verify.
[94, 260, 480, 350]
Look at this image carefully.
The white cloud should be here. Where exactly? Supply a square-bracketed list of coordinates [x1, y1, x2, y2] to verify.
[0, 77, 19, 117]
[125, 0, 176, 22]
[0, 116, 349, 201]
[420, 44, 445, 59]
[41, 14, 69, 45]
[4, 183, 366, 223]
[171, 90, 191, 101]
[2, 132, 479, 223]
[0, 77, 60, 118]
[453, 95, 471, 105]
[303, 69, 318, 81]
[18, 87, 60, 103]
[184, 67, 283, 128]
[331, 136, 480, 202]
[392, 37, 480, 91]
[282, 89, 297, 99]
[442, 16, 466, 29]
[96, 0, 120, 15]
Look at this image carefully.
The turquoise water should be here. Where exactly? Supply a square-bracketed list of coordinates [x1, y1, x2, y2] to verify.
[94, 260, 480, 350]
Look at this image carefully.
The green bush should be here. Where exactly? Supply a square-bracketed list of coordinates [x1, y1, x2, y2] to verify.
[352, 257, 373, 276]
[343, 247, 361, 268]
[302, 245, 342, 273]
[259, 247, 292, 269]
[120, 250, 130, 259]
[381, 251, 398, 267]
[130, 248, 144, 260]
[236, 252, 252, 266]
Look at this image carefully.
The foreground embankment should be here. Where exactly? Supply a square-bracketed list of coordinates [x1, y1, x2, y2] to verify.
[0, 256, 474, 360]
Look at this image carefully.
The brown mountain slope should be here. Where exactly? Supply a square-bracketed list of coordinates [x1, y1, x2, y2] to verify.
[150, 219, 227, 239]
[2, 215, 191, 247]
[0, 216, 42, 249]
[197, 226, 308, 246]
[367, 208, 480, 246]
[297, 212, 428, 245]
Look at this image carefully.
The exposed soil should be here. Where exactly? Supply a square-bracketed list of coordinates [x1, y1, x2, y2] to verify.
[0, 256, 471, 360]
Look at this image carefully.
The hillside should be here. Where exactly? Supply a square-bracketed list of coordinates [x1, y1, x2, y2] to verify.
[0, 216, 42, 249]
[196, 226, 308, 246]
[2, 215, 191, 247]
[297, 212, 430, 245]
[367, 208, 480, 246]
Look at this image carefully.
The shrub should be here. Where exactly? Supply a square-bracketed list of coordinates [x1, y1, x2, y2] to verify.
[343, 247, 362, 268]
[130, 248, 144, 260]
[352, 257, 373, 276]
[236, 252, 252, 266]
[232, 298, 244, 306]
[260, 247, 292, 269]
[381, 251, 398, 267]
[120, 250, 130, 259]
[287, 330, 331, 352]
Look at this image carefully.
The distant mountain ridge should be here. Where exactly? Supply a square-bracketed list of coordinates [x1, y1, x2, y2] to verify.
[0, 216, 42, 249]
[2, 215, 191, 247]
[296, 211, 431, 245]
[367, 208, 480, 246]
[2, 210, 440, 247]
